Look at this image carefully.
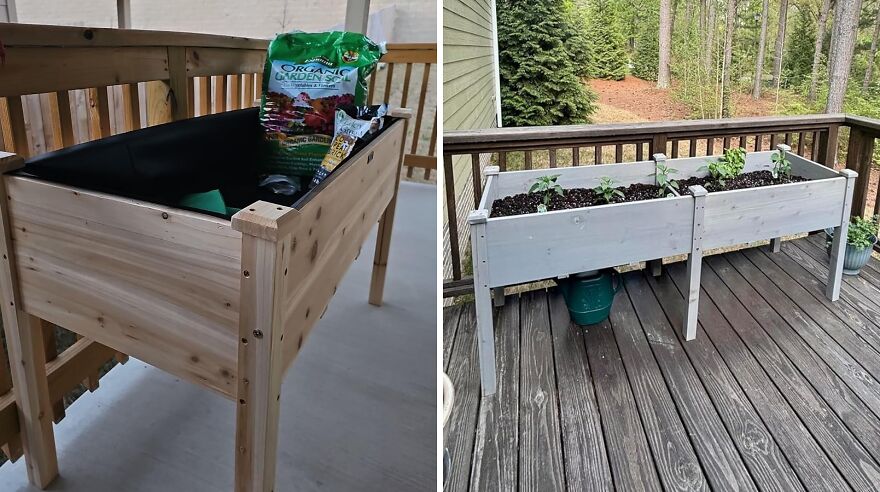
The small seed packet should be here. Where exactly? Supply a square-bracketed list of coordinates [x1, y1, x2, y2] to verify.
[310, 104, 387, 188]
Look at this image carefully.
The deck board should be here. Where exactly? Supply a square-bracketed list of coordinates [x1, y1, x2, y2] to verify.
[444, 236, 880, 491]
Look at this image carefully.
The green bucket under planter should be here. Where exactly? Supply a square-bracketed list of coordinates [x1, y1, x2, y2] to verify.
[825, 228, 877, 275]
[557, 268, 622, 326]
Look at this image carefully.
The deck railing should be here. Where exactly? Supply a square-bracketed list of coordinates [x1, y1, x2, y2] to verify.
[0, 23, 436, 461]
[443, 114, 880, 296]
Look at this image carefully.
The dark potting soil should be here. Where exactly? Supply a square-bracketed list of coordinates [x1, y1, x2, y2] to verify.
[490, 183, 663, 218]
[678, 170, 807, 194]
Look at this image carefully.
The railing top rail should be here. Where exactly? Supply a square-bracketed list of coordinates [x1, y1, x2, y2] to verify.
[0, 23, 437, 57]
[844, 114, 880, 135]
[0, 22, 269, 49]
[444, 113, 848, 153]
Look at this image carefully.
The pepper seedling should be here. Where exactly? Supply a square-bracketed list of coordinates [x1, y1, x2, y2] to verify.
[529, 174, 564, 213]
[594, 176, 625, 204]
[770, 148, 792, 179]
[656, 163, 679, 197]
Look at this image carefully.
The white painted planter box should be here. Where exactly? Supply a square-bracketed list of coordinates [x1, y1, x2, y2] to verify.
[469, 145, 856, 396]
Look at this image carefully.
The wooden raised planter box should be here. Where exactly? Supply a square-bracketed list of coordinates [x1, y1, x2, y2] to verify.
[0, 108, 409, 491]
[470, 145, 856, 396]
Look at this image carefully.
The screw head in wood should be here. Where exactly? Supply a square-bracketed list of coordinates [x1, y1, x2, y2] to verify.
[161, 212, 169, 219]
[253, 330, 263, 339]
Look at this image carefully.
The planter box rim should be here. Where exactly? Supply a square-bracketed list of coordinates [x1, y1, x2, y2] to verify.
[484, 192, 691, 222]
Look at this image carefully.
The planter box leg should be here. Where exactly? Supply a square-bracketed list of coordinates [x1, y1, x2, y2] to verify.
[683, 186, 707, 341]
[769, 238, 782, 253]
[0, 156, 58, 488]
[648, 259, 663, 277]
[492, 287, 505, 307]
[469, 211, 496, 397]
[827, 170, 857, 301]
[234, 206, 294, 492]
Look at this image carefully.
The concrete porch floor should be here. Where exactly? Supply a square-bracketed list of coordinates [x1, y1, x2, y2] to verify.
[0, 182, 438, 492]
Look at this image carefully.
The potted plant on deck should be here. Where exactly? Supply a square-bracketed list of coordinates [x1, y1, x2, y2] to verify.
[826, 215, 879, 275]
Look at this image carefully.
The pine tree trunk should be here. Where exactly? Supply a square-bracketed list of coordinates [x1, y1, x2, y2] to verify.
[827, 0, 863, 112]
[808, 0, 831, 102]
[658, 0, 672, 88]
[753, 0, 769, 99]
[771, 0, 789, 88]
[721, 0, 737, 117]
[704, 0, 716, 71]
[864, 5, 880, 89]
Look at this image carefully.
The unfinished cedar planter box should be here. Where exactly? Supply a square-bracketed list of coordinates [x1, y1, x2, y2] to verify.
[0, 107, 409, 491]
[469, 145, 855, 396]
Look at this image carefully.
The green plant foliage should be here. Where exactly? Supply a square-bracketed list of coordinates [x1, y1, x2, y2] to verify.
[770, 148, 792, 179]
[594, 176, 625, 203]
[497, 0, 598, 126]
[632, 8, 659, 81]
[848, 215, 880, 250]
[563, 0, 592, 78]
[529, 174, 565, 212]
[701, 147, 746, 185]
[585, 0, 628, 80]
[655, 163, 679, 196]
[782, 8, 817, 89]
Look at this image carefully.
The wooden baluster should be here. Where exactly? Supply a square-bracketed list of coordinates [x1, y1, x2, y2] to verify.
[722, 136, 731, 149]
[471, 154, 482, 206]
[796, 131, 805, 156]
[410, 64, 431, 159]
[367, 70, 378, 105]
[689, 138, 697, 157]
[255, 73, 263, 99]
[425, 112, 437, 179]
[705, 137, 713, 155]
[671, 140, 679, 158]
[242, 74, 253, 108]
[44, 93, 65, 151]
[198, 77, 210, 116]
[784, 133, 792, 146]
[739, 135, 747, 148]
[635, 142, 643, 161]
[146, 80, 172, 127]
[0, 288, 22, 461]
[615, 143, 622, 162]
[549, 148, 557, 168]
[817, 125, 839, 167]
[651, 134, 667, 156]
[498, 152, 507, 171]
[594, 145, 602, 165]
[443, 154, 461, 280]
[229, 75, 240, 111]
[524, 151, 532, 169]
[167, 47, 189, 121]
[573, 147, 581, 165]
[7, 96, 30, 157]
[811, 131, 821, 161]
[214, 75, 226, 113]
[770, 134, 778, 148]
[382, 63, 395, 104]
[0, 98, 13, 152]
[400, 63, 413, 107]
[121, 84, 141, 131]
[754, 134, 762, 151]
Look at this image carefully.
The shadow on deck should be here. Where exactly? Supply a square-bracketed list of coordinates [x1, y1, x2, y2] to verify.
[443, 234, 880, 491]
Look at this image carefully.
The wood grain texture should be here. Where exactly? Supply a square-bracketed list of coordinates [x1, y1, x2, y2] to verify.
[518, 290, 565, 491]
[470, 298, 519, 492]
[546, 292, 612, 491]
[667, 261, 851, 490]
[644, 272, 804, 491]
[608, 285, 709, 491]
[6, 176, 241, 397]
[443, 306, 480, 492]
[485, 195, 693, 287]
[585, 314, 663, 491]
[279, 120, 404, 369]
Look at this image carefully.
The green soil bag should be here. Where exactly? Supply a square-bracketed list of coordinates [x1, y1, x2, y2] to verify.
[257, 31, 384, 182]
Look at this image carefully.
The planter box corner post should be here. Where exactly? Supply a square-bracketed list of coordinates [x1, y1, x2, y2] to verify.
[826, 169, 858, 301]
[468, 209, 496, 397]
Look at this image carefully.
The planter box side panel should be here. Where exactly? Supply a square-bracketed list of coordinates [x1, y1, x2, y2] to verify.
[485, 197, 694, 287]
[280, 120, 405, 369]
[702, 178, 846, 250]
[494, 160, 656, 198]
[789, 153, 840, 180]
[6, 176, 242, 398]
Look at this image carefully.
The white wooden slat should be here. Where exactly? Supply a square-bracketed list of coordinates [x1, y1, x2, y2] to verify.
[484, 196, 694, 288]
[702, 177, 846, 250]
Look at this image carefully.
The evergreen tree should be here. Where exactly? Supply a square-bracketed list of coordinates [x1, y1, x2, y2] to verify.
[783, 7, 816, 88]
[585, 0, 629, 80]
[564, 0, 592, 78]
[632, 9, 660, 81]
[497, 0, 597, 126]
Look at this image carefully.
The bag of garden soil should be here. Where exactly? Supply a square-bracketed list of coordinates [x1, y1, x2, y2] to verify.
[257, 31, 384, 190]
[310, 104, 387, 188]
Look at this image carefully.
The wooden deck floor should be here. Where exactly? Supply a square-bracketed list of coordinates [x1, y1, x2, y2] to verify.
[443, 235, 880, 491]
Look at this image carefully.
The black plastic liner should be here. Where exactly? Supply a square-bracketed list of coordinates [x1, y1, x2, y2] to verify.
[16, 108, 389, 219]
